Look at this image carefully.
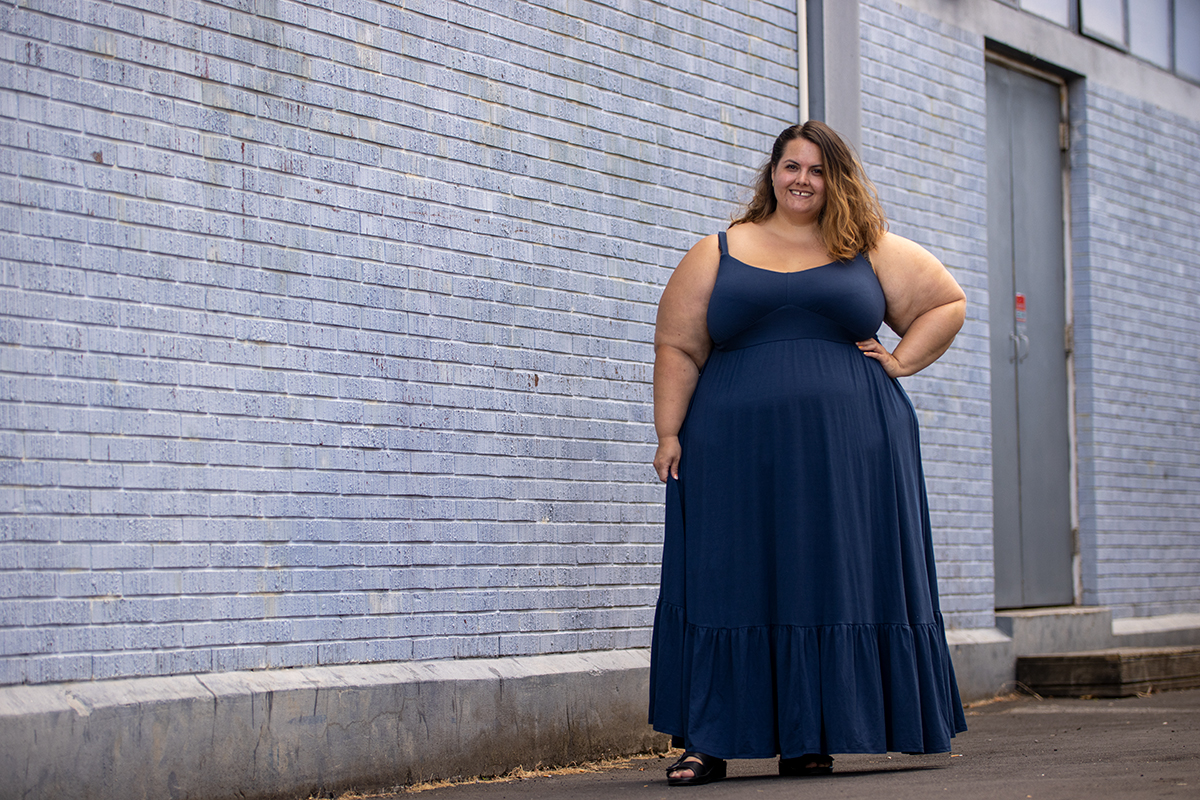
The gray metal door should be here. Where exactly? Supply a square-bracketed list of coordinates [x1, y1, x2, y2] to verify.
[986, 60, 1074, 609]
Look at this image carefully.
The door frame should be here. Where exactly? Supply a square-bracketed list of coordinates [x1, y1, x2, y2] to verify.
[985, 50, 1082, 607]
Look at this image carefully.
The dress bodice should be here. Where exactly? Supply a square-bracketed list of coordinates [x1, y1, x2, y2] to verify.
[706, 231, 886, 351]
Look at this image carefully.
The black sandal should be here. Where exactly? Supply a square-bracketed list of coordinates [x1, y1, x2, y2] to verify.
[665, 752, 690, 774]
[779, 753, 833, 776]
[667, 751, 727, 786]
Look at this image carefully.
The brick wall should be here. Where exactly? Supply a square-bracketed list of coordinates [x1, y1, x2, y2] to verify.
[15, 0, 1193, 689]
[863, 0, 1200, 623]
[0, 0, 799, 684]
[860, 0, 994, 630]
[1070, 82, 1200, 618]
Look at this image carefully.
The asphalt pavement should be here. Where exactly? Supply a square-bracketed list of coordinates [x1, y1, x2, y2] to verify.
[364, 688, 1200, 800]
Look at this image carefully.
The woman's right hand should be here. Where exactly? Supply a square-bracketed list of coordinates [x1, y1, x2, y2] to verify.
[654, 436, 682, 482]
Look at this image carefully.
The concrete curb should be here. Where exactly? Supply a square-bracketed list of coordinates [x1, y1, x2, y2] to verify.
[947, 611, 1200, 702]
[946, 627, 1016, 701]
[0, 649, 666, 800]
[7, 616, 1199, 799]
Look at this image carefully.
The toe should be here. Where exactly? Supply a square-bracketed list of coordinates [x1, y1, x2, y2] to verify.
[670, 757, 703, 780]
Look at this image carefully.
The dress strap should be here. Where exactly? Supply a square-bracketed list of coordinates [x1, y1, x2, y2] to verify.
[717, 230, 729, 256]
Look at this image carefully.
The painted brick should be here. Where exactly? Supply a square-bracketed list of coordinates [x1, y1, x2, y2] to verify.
[1069, 80, 1200, 618]
[860, 0, 994, 629]
[4, 0, 1191, 687]
[862, 0, 1200, 627]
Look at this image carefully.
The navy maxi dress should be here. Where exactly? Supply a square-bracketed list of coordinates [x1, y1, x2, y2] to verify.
[648, 231, 967, 759]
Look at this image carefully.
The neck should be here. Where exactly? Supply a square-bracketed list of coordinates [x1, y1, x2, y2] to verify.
[765, 211, 822, 242]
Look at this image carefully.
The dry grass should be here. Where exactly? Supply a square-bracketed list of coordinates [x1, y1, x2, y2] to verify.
[964, 691, 1025, 709]
[963, 683, 1050, 711]
[319, 753, 663, 798]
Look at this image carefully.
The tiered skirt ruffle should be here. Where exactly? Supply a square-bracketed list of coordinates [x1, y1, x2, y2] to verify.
[649, 599, 967, 758]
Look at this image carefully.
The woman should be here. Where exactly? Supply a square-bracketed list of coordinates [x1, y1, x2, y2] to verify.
[648, 121, 968, 786]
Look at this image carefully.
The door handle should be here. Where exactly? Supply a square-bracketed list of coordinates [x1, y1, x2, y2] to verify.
[1009, 332, 1030, 362]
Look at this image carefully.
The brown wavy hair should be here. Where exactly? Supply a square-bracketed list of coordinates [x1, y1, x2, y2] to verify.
[731, 121, 887, 261]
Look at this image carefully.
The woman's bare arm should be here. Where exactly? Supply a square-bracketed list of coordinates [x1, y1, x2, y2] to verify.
[653, 235, 720, 481]
[858, 232, 966, 378]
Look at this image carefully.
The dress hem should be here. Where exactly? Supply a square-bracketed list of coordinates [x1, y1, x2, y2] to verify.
[648, 599, 968, 759]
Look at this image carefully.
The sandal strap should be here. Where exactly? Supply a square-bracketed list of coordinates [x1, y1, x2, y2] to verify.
[666, 751, 728, 785]
[670, 751, 723, 769]
[666, 750, 707, 775]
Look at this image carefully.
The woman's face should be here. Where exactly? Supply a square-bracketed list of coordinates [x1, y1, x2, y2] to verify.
[771, 138, 826, 219]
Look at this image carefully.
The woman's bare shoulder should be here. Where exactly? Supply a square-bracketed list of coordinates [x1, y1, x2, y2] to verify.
[724, 220, 766, 248]
[869, 231, 939, 270]
[670, 233, 722, 281]
[688, 232, 722, 256]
